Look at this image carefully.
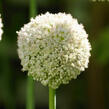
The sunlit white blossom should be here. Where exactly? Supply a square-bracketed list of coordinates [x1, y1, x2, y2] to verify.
[17, 12, 91, 89]
[0, 14, 3, 40]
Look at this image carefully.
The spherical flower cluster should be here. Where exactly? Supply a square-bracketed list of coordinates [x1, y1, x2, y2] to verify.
[0, 14, 3, 40]
[17, 12, 91, 89]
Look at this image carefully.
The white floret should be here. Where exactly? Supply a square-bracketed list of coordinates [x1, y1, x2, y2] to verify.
[17, 12, 91, 89]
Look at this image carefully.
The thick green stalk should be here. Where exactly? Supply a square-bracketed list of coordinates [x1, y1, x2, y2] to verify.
[49, 88, 56, 109]
[29, 0, 37, 17]
[27, 0, 37, 109]
[27, 77, 35, 109]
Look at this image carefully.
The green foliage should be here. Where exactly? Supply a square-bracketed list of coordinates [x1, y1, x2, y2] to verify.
[94, 27, 109, 65]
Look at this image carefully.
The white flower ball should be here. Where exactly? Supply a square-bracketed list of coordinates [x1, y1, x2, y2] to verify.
[0, 14, 3, 40]
[17, 12, 91, 89]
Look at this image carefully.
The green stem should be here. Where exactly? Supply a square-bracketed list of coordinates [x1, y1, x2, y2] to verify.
[49, 87, 56, 109]
[26, 0, 37, 109]
[29, 0, 37, 17]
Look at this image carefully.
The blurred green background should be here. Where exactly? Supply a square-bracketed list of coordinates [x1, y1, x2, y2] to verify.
[0, 0, 109, 109]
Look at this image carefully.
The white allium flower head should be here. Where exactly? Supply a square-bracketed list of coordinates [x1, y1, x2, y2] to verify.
[17, 12, 91, 89]
[0, 14, 3, 40]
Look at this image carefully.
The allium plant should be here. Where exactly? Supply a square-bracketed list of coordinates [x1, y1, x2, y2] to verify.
[0, 14, 3, 40]
[17, 12, 91, 89]
[17, 12, 91, 109]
